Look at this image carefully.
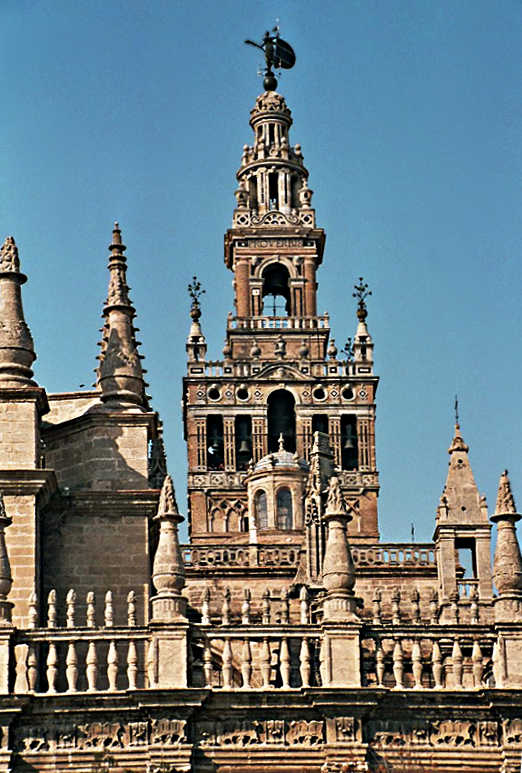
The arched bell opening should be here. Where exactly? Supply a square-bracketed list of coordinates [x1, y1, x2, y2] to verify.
[206, 416, 224, 470]
[341, 415, 358, 470]
[262, 263, 291, 316]
[267, 389, 296, 453]
[235, 415, 252, 471]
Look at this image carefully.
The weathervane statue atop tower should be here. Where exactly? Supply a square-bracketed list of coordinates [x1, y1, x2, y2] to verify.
[245, 26, 296, 91]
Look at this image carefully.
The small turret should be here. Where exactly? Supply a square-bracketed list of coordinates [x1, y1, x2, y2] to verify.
[96, 223, 148, 408]
[0, 237, 37, 386]
[491, 471, 522, 622]
[434, 420, 493, 615]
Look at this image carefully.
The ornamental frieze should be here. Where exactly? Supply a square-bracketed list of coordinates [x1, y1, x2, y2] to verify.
[196, 718, 323, 747]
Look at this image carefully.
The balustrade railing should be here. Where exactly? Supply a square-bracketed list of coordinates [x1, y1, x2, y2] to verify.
[228, 315, 330, 331]
[14, 589, 147, 695]
[361, 631, 496, 690]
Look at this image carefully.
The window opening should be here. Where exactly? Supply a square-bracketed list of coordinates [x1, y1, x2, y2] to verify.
[255, 490, 268, 530]
[277, 488, 293, 530]
[267, 390, 296, 453]
[341, 415, 358, 470]
[312, 414, 329, 435]
[268, 172, 279, 210]
[235, 415, 252, 471]
[206, 416, 224, 470]
[262, 263, 290, 316]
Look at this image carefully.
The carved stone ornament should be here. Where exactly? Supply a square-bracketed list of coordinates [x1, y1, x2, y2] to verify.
[196, 718, 323, 747]
[0, 236, 20, 272]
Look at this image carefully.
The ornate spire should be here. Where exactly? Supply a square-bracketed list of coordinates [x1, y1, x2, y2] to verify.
[148, 421, 167, 489]
[96, 223, 148, 408]
[491, 471, 522, 612]
[321, 476, 358, 621]
[437, 422, 487, 524]
[0, 236, 37, 386]
[186, 276, 207, 362]
[151, 475, 187, 621]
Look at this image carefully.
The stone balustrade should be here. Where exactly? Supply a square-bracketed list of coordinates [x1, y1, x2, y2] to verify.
[227, 315, 329, 331]
[361, 631, 496, 690]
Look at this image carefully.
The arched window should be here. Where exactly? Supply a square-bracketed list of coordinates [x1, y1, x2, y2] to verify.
[267, 389, 296, 453]
[276, 488, 293, 530]
[255, 490, 268, 530]
[262, 263, 291, 316]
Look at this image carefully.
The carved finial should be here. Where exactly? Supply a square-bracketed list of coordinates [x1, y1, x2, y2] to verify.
[0, 237, 20, 273]
[278, 433, 285, 452]
[448, 422, 469, 454]
[495, 470, 517, 516]
[353, 277, 372, 322]
[157, 474, 179, 518]
[96, 222, 148, 408]
[325, 476, 348, 517]
[188, 275, 205, 321]
[0, 236, 37, 386]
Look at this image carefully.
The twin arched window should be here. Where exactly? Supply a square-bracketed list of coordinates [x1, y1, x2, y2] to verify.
[254, 487, 293, 530]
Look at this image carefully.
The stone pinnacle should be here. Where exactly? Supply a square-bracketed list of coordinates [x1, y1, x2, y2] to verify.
[96, 222, 148, 408]
[0, 237, 37, 386]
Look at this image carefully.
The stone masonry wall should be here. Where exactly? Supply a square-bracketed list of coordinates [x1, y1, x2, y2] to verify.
[42, 507, 151, 626]
[43, 420, 149, 491]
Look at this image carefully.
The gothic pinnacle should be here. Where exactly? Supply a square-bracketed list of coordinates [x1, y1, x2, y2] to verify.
[96, 222, 148, 408]
[0, 236, 37, 387]
[321, 476, 358, 621]
[439, 422, 486, 524]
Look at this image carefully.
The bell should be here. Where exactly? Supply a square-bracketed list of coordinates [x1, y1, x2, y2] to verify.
[238, 439, 251, 455]
[343, 429, 355, 450]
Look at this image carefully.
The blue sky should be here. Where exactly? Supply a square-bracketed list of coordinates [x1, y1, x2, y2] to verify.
[2, 0, 520, 542]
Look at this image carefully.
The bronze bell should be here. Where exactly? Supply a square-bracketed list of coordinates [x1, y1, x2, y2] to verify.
[238, 439, 251, 455]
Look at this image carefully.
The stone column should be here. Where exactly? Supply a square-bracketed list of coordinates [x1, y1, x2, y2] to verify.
[0, 494, 13, 695]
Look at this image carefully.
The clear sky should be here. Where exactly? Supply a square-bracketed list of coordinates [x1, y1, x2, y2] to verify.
[2, 0, 520, 542]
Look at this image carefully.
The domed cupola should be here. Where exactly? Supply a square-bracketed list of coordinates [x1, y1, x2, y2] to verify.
[244, 435, 309, 542]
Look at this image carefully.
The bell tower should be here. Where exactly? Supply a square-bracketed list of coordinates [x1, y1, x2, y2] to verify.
[183, 77, 380, 547]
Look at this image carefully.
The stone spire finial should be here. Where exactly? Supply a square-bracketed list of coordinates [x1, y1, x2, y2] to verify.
[495, 470, 517, 515]
[321, 476, 358, 621]
[96, 223, 148, 408]
[0, 236, 37, 386]
[151, 474, 187, 621]
[437, 422, 486, 524]
[491, 471, 522, 616]
[0, 493, 13, 624]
